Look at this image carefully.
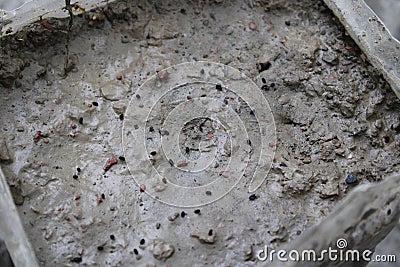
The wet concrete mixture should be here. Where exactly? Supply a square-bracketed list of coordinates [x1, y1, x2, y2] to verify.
[0, 0, 399, 266]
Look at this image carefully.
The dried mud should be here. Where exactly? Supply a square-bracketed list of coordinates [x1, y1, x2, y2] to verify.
[0, 0, 399, 266]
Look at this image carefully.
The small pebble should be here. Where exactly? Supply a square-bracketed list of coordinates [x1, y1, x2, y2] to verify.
[16, 126, 25, 132]
[249, 21, 257, 30]
[140, 184, 146, 192]
[194, 209, 201, 215]
[116, 74, 123, 80]
[133, 248, 139, 255]
[33, 131, 42, 143]
[168, 212, 180, 221]
[119, 114, 124, 121]
[101, 193, 105, 199]
[77, 167, 81, 172]
[73, 174, 78, 179]
[92, 101, 99, 106]
[140, 239, 145, 245]
[110, 234, 115, 240]
[345, 174, 358, 185]
[181, 211, 186, 218]
[103, 156, 118, 172]
[205, 191, 212, 196]
[216, 84, 222, 90]
[119, 156, 125, 161]
[97, 246, 104, 251]
[78, 117, 83, 124]
[156, 223, 161, 229]
[75, 195, 81, 200]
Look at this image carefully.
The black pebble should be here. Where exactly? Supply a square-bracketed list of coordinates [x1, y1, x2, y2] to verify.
[119, 156, 125, 161]
[249, 194, 257, 201]
[140, 239, 145, 245]
[110, 234, 115, 240]
[185, 147, 190, 153]
[92, 101, 98, 106]
[194, 209, 201, 214]
[71, 257, 82, 263]
[150, 151, 157, 156]
[156, 223, 161, 229]
[208, 229, 213, 236]
[181, 211, 186, 218]
[73, 174, 78, 179]
[285, 20, 290, 26]
[97, 246, 104, 251]
[78, 117, 83, 124]
[76, 167, 81, 172]
[270, 82, 275, 88]
[216, 84, 222, 90]
[149, 126, 154, 132]
[205, 191, 212, 196]
[101, 193, 105, 199]
[133, 248, 138, 255]
[345, 174, 357, 185]
[261, 78, 266, 84]
[119, 114, 124, 121]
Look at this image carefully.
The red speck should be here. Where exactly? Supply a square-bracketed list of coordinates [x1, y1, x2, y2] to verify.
[139, 184, 146, 192]
[71, 123, 77, 129]
[65, 216, 71, 221]
[187, 95, 192, 100]
[116, 74, 123, 80]
[345, 45, 353, 50]
[103, 156, 118, 172]
[40, 20, 52, 29]
[300, 125, 307, 131]
[33, 131, 42, 143]
[219, 171, 229, 178]
[97, 197, 103, 204]
[249, 22, 257, 30]
[87, 103, 92, 108]
[206, 133, 213, 139]
[177, 160, 188, 167]
[75, 195, 81, 200]
[268, 141, 276, 148]
[157, 70, 168, 80]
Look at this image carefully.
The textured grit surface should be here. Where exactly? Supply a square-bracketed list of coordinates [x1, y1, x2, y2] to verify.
[0, 0, 399, 266]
